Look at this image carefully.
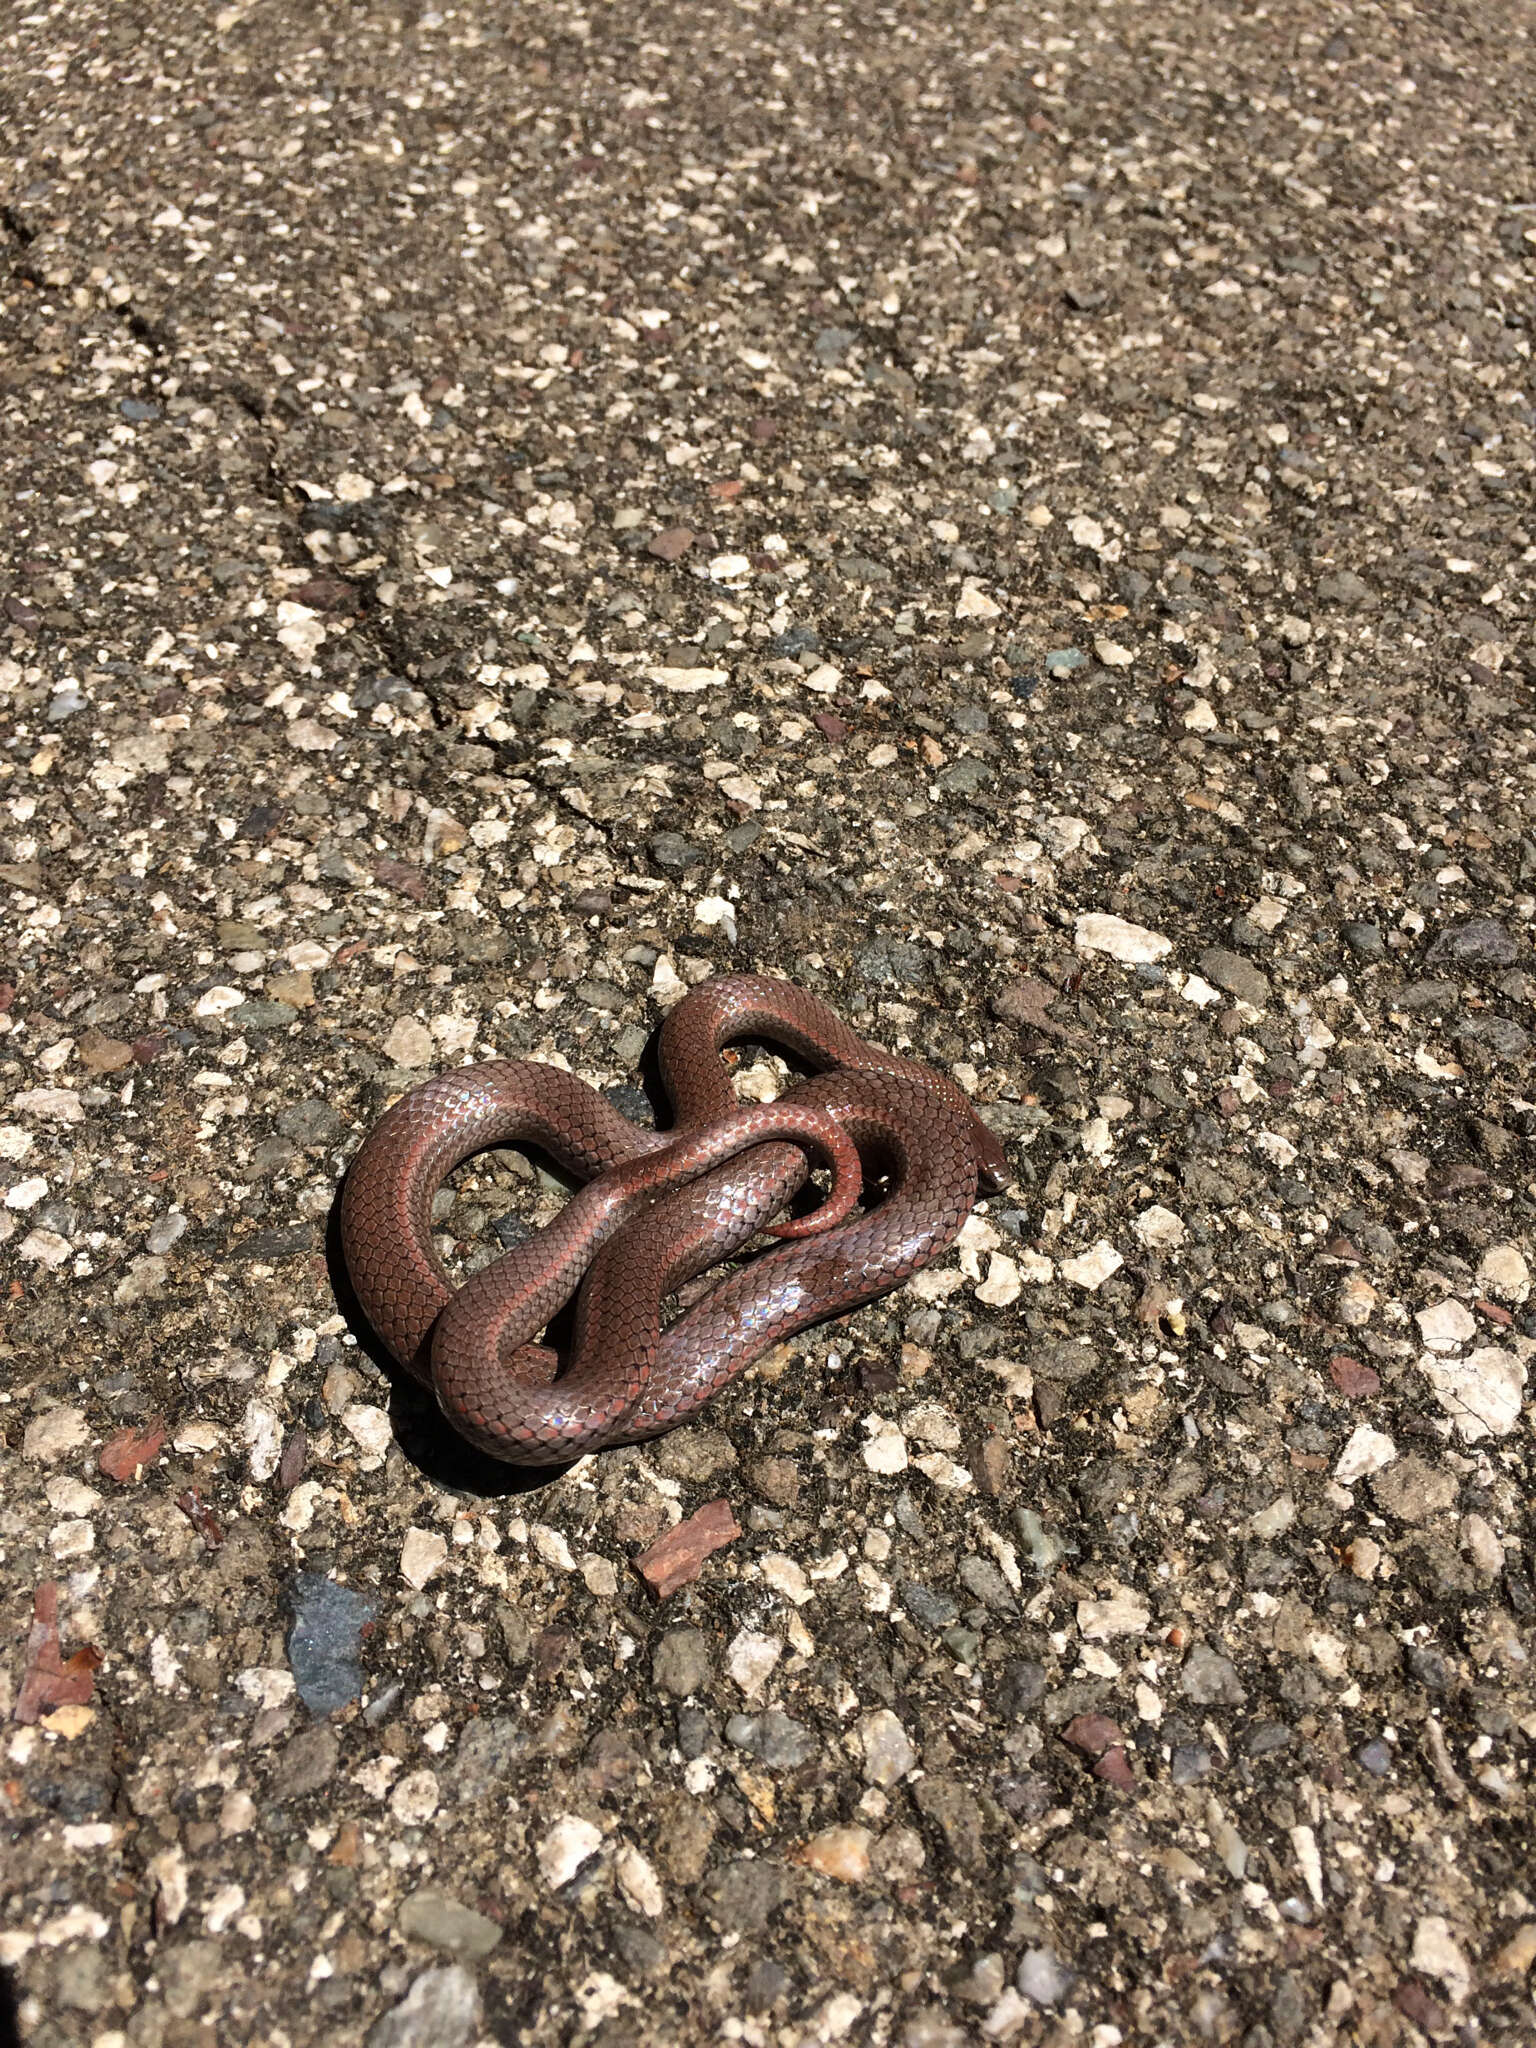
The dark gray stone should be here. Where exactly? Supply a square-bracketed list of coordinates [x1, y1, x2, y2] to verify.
[914, 1774, 989, 1874]
[1170, 1743, 1214, 1784]
[1426, 918, 1519, 970]
[900, 1580, 960, 1629]
[956, 1555, 1016, 1612]
[1455, 1015, 1530, 1060]
[649, 832, 706, 872]
[853, 938, 933, 987]
[286, 1572, 376, 1717]
[1340, 921, 1385, 962]
[230, 1000, 300, 1031]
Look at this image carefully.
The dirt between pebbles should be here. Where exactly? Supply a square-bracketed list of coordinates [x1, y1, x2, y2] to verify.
[1, 1, 1534, 2043]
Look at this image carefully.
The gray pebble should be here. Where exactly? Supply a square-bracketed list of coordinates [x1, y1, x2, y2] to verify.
[269, 1725, 339, 1801]
[725, 1709, 818, 1768]
[1181, 1644, 1247, 1706]
[1341, 921, 1386, 962]
[146, 1209, 188, 1256]
[1016, 1946, 1074, 2007]
[1197, 947, 1273, 1009]
[652, 1627, 712, 1700]
[699, 1857, 789, 1933]
[397, 1888, 503, 1958]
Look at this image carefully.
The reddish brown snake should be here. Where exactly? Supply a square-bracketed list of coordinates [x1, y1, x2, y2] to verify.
[339, 974, 1008, 1463]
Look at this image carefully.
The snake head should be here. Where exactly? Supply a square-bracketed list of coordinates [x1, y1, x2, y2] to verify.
[974, 1120, 1010, 1192]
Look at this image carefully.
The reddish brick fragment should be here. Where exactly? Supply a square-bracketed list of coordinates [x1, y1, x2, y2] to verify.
[1093, 1746, 1136, 1791]
[278, 1431, 308, 1491]
[1393, 1977, 1446, 2035]
[646, 526, 695, 562]
[634, 1498, 742, 1598]
[1329, 1354, 1381, 1399]
[1062, 1713, 1124, 1760]
[291, 578, 358, 613]
[14, 1582, 102, 1725]
[373, 858, 428, 902]
[99, 1418, 167, 1484]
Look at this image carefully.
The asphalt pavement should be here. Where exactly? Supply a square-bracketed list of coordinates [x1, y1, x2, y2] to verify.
[2, 2, 1534, 2043]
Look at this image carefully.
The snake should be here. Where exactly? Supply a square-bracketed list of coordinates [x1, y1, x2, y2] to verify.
[338, 973, 1008, 1463]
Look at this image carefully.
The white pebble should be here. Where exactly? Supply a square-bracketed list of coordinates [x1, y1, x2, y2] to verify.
[1415, 1299, 1476, 1352]
[19, 1229, 71, 1268]
[538, 1815, 602, 1890]
[859, 1708, 917, 1787]
[193, 985, 244, 1018]
[1420, 1347, 1526, 1442]
[242, 1397, 283, 1482]
[382, 1016, 433, 1068]
[341, 1403, 392, 1459]
[1411, 1915, 1471, 2005]
[1135, 1205, 1186, 1250]
[389, 1769, 440, 1826]
[861, 1420, 908, 1475]
[902, 1402, 961, 1451]
[1334, 1424, 1397, 1483]
[581, 1554, 618, 1599]
[914, 1452, 971, 1490]
[1460, 1513, 1504, 1575]
[532, 1523, 576, 1571]
[1077, 1588, 1151, 1640]
[1477, 1244, 1529, 1303]
[614, 1845, 664, 1918]
[23, 1407, 89, 1463]
[1073, 913, 1172, 964]
[975, 1252, 1022, 1307]
[401, 1527, 449, 1590]
[1060, 1241, 1124, 1291]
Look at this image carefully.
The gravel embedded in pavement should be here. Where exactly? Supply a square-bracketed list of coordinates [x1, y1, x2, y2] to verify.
[2, 1, 1535, 2044]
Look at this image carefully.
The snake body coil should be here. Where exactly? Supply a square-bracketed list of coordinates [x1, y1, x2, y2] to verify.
[339, 974, 1007, 1463]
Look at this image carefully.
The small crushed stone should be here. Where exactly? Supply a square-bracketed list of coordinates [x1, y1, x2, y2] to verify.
[2, 1, 1535, 2045]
